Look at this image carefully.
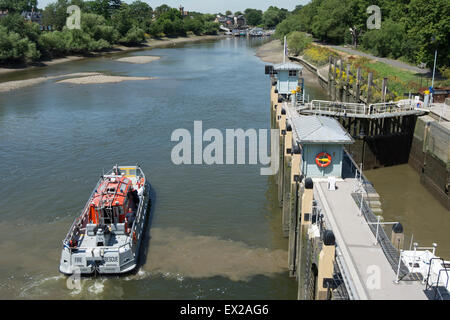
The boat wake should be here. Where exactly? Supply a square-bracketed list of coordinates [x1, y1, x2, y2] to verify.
[141, 227, 288, 282]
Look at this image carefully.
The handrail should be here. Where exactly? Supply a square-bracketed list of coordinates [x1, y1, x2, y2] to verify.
[434, 268, 450, 300]
[62, 166, 145, 248]
[425, 257, 450, 300]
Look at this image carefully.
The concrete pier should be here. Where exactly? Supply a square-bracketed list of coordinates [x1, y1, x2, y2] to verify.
[268, 79, 438, 300]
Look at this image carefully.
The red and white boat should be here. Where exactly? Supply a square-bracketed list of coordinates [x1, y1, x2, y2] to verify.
[59, 165, 151, 275]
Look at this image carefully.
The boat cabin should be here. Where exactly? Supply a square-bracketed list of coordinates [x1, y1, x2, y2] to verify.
[88, 172, 142, 226]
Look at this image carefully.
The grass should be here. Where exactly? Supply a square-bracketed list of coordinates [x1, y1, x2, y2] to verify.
[302, 44, 340, 67]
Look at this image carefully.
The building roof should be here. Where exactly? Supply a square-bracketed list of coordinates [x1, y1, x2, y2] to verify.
[274, 62, 303, 71]
[291, 115, 353, 144]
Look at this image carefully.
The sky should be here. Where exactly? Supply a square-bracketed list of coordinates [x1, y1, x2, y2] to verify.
[37, 0, 308, 13]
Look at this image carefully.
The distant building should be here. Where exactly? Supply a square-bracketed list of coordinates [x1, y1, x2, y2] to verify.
[215, 14, 246, 29]
[0, 9, 9, 18]
[179, 5, 189, 17]
[21, 9, 42, 25]
[234, 15, 246, 27]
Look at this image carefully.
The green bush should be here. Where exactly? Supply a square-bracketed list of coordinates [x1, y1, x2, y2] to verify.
[120, 26, 146, 45]
[184, 18, 204, 35]
[203, 21, 219, 35]
[287, 31, 311, 56]
[0, 26, 40, 63]
[38, 31, 68, 58]
[275, 14, 302, 40]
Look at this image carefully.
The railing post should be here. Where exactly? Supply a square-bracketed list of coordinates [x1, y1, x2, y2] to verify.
[374, 215, 381, 245]
[367, 72, 373, 104]
[395, 250, 403, 284]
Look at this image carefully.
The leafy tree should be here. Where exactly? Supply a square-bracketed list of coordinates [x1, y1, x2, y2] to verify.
[0, 0, 37, 13]
[0, 25, 39, 63]
[262, 6, 287, 28]
[42, 0, 70, 31]
[275, 13, 302, 39]
[287, 31, 312, 55]
[154, 4, 171, 17]
[120, 25, 145, 44]
[127, 1, 152, 31]
[203, 21, 219, 35]
[361, 19, 406, 59]
[38, 30, 68, 57]
[184, 17, 203, 35]
[244, 8, 262, 26]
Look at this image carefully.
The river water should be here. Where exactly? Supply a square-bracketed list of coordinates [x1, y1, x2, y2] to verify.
[1, 37, 446, 300]
[0, 38, 329, 299]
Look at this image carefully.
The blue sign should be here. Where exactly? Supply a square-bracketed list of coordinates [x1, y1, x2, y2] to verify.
[429, 86, 434, 94]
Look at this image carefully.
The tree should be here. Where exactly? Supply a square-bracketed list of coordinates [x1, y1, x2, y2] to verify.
[154, 4, 171, 17]
[262, 6, 287, 28]
[244, 8, 262, 26]
[362, 19, 406, 58]
[42, 0, 69, 31]
[0, 25, 39, 63]
[275, 13, 302, 39]
[0, 0, 37, 13]
[87, 0, 122, 19]
[128, 1, 152, 31]
[203, 21, 219, 35]
[184, 18, 203, 35]
[287, 31, 312, 55]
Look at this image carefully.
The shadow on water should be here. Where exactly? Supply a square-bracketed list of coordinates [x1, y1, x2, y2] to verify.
[135, 183, 156, 272]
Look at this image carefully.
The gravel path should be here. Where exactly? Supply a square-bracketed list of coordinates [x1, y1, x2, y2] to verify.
[329, 45, 430, 74]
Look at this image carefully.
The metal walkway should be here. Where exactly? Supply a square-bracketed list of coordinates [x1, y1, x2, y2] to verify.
[296, 99, 430, 119]
[315, 179, 428, 299]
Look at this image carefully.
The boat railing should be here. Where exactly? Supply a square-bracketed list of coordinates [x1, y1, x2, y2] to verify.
[425, 257, 450, 300]
[69, 167, 147, 254]
[62, 166, 145, 249]
[62, 177, 103, 246]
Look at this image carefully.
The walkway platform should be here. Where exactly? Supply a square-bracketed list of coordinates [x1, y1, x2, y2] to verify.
[314, 179, 428, 300]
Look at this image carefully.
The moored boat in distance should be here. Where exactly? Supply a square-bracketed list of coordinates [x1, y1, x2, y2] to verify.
[59, 165, 151, 275]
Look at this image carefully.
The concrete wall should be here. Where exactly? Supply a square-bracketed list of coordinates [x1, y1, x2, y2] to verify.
[409, 115, 450, 209]
[302, 144, 344, 178]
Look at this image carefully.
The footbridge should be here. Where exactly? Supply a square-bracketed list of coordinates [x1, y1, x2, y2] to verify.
[296, 99, 430, 119]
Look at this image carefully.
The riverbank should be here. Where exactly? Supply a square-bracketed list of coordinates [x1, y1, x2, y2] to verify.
[0, 34, 225, 76]
[255, 39, 284, 64]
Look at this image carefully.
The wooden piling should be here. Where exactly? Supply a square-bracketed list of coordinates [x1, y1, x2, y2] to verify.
[288, 151, 302, 276]
[367, 72, 373, 104]
[282, 125, 293, 237]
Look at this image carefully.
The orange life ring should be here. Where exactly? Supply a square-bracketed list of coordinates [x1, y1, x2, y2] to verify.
[315, 152, 332, 168]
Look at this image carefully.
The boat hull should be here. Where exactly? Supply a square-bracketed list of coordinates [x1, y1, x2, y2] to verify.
[59, 166, 151, 276]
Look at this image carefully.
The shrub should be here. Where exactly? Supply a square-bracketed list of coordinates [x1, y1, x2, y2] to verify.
[287, 31, 311, 56]
[120, 26, 146, 45]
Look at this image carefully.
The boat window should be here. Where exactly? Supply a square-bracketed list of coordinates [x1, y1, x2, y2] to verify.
[123, 178, 130, 185]
[289, 70, 297, 77]
[119, 183, 127, 193]
[103, 207, 113, 224]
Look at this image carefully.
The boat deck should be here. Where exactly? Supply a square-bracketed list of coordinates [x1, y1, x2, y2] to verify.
[77, 232, 129, 249]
